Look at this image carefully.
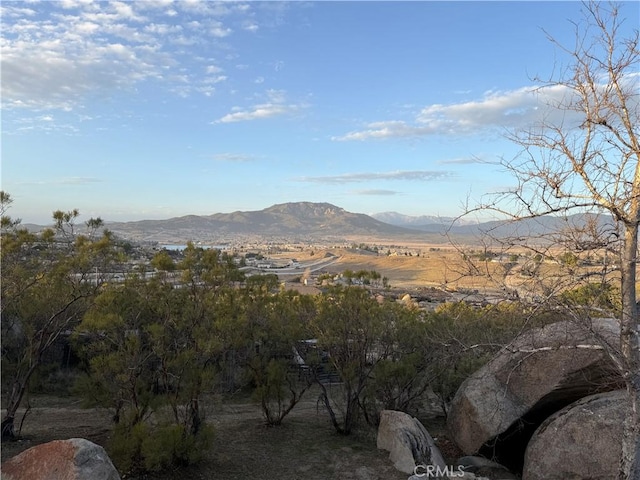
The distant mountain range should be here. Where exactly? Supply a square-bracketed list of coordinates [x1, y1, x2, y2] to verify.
[105, 202, 424, 243]
[22, 202, 614, 245]
[370, 211, 477, 230]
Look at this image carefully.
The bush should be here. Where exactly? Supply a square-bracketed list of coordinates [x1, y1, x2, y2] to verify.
[423, 301, 554, 415]
[108, 421, 149, 474]
[109, 421, 214, 474]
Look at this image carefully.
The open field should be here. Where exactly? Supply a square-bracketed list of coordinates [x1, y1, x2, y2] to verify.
[275, 245, 514, 292]
[1, 387, 461, 480]
[273, 240, 640, 300]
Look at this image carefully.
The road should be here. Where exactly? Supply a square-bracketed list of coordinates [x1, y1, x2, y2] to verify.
[240, 255, 341, 276]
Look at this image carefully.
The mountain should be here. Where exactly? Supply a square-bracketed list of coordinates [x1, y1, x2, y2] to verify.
[18, 202, 614, 245]
[106, 202, 423, 243]
[371, 211, 477, 230]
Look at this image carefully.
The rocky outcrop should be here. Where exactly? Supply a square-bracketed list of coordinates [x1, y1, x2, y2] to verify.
[1, 438, 120, 480]
[456, 456, 519, 480]
[377, 410, 446, 474]
[522, 390, 625, 480]
[447, 318, 622, 471]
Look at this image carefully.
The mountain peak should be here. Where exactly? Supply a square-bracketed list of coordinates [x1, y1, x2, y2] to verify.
[264, 202, 346, 217]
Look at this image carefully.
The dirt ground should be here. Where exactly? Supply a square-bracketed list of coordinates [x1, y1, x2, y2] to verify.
[1, 387, 461, 480]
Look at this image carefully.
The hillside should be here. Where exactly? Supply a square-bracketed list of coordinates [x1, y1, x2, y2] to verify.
[23, 202, 613, 246]
[106, 202, 424, 243]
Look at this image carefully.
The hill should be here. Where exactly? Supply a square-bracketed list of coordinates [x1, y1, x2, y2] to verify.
[23, 202, 613, 246]
[106, 202, 424, 243]
[371, 212, 476, 229]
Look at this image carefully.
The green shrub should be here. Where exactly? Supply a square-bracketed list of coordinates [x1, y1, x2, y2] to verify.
[108, 421, 214, 474]
[141, 423, 214, 470]
[108, 421, 149, 474]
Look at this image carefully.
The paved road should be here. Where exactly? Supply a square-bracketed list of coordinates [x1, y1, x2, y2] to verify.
[241, 255, 341, 276]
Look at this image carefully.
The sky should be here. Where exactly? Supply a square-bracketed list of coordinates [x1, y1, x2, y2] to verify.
[2, 1, 639, 224]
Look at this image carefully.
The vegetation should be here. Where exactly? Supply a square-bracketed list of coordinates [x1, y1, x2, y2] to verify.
[243, 287, 316, 426]
[1, 184, 633, 476]
[1, 195, 119, 440]
[462, 2, 639, 476]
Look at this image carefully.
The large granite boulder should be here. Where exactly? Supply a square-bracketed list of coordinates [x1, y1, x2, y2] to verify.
[377, 410, 446, 474]
[447, 318, 622, 471]
[522, 390, 625, 480]
[1, 438, 120, 480]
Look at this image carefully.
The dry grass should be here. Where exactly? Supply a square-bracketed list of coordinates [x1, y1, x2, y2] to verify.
[1, 387, 457, 480]
[321, 248, 505, 291]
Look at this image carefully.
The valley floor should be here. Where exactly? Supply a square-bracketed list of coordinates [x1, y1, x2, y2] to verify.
[1, 386, 461, 480]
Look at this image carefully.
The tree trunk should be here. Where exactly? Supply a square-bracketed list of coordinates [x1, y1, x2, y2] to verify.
[619, 224, 640, 479]
[1, 363, 38, 441]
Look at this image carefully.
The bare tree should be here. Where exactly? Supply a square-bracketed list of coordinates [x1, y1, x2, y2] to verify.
[467, 2, 639, 477]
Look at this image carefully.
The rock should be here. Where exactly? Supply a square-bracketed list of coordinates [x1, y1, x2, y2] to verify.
[377, 410, 447, 474]
[456, 456, 519, 480]
[1, 438, 120, 480]
[522, 390, 625, 480]
[446, 318, 622, 471]
[408, 472, 488, 480]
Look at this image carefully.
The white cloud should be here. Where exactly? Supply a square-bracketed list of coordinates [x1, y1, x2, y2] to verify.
[144, 23, 183, 35]
[353, 189, 400, 196]
[203, 75, 227, 84]
[214, 90, 306, 123]
[209, 22, 232, 38]
[333, 121, 438, 141]
[296, 170, 454, 184]
[437, 157, 489, 165]
[205, 64, 223, 74]
[111, 2, 144, 22]
[211, 153, 256, 162]
[216, 104, 292, 123]
[136, 0, 175, 10]
[0, 5, 37, 18]
[58, 177, 103, 185]
[60, 0, 98, 10]
[333, 85, 587, 141]
[16, 177, 102, 186]
[0, 1, 256, 112]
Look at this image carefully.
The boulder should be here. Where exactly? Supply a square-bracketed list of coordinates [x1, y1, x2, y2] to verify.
[377, 410, 446, 474]
[447, 318, 622, 471]
[456, 456, 519, 480]
[1, 438, 120, 480]
[408, 471, 486, 480]
[522, 390, 625, 480]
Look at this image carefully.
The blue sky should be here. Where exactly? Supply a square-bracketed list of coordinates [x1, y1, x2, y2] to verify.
[2, 1, 639, 224]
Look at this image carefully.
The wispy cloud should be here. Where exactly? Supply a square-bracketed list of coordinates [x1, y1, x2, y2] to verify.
[16, 177, 102, 186]
[296, 170, 454, 184]
[332, 85, 589, 141]
[59, 177, 103, 185]
[214, 89, 307, 123]
[210, 153, 256, 162]
[437, 157, 487, 165]
[332, 121, 438, 141]
[353, 189, 400, 196]
[0, 1, 257, 111]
